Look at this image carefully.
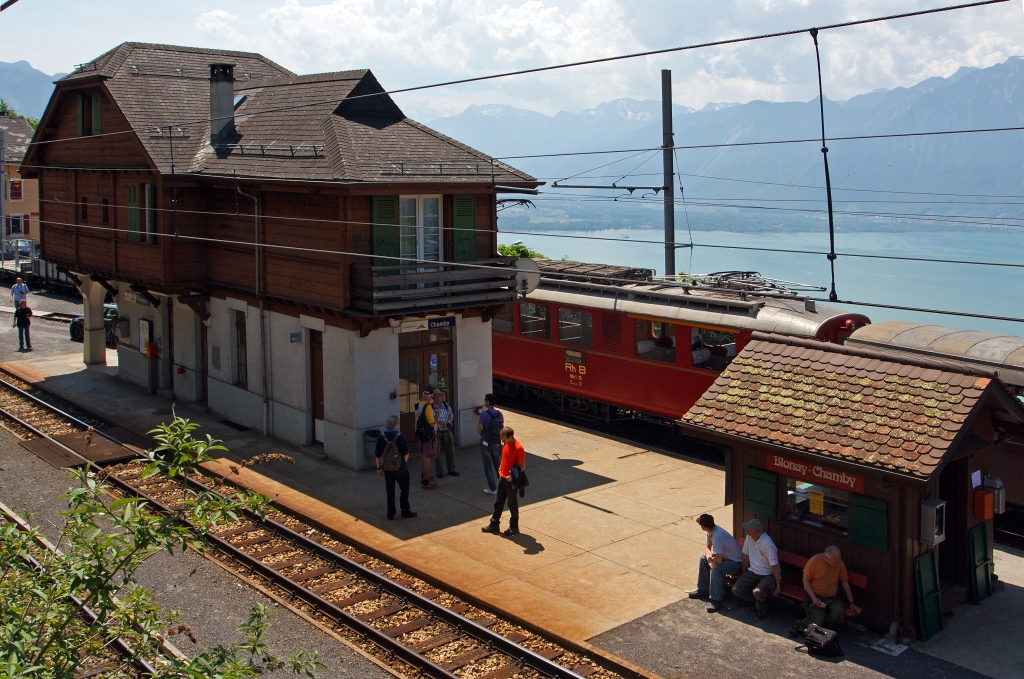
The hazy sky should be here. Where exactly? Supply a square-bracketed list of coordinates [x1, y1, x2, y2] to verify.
[3, 0, 1023, 120]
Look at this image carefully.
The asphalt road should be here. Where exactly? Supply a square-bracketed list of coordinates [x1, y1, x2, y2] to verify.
[0, 289, 87, 363]
[0, 428, 391, 678]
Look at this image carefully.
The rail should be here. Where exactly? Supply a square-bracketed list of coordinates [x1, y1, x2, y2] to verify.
[349, 258, 520, 315]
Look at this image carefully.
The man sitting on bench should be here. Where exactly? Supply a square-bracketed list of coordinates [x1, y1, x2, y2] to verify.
[731, 519, 781, 619]
[791, 546, 862, 636]
[688, 513, 743, 613]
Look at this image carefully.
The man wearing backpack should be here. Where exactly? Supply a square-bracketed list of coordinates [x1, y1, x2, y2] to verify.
[375, 415, 417, 520]
[477, 394, 504, 494]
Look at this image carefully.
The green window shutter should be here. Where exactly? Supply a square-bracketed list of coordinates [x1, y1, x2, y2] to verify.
[850, 494, 888, 551]
[91, 94, 102, 135]
[76, 95, 84, 136]
[145, 183, 157, 244]
[126, 182, 139, 242]
[371, 195, 399, 267]
[452, 194, 477, 261]
[744, 466, 778, 519]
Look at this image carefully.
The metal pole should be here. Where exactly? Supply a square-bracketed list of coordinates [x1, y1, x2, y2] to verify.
[1, 129, 6, 272]
[810, 29, 838, 302]
[661, 69, 675, 279]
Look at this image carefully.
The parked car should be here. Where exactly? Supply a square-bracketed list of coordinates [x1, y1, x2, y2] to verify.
[70, 304, 119, 348]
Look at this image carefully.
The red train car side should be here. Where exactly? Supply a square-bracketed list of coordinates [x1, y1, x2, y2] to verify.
[493, 268, 869, 422]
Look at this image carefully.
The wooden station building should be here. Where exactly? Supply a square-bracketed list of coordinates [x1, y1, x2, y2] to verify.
[21, 42, 539, 467]
[679, 332, 1024, 639]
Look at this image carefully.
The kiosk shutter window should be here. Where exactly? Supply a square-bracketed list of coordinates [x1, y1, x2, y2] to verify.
[452, 194, 476, 261]
[126, 183, 139, 241]
[849, 494, 888, 551]
[744, 466, 778, 519]
[371, 195, 400, 267]
[491, 304, 513, 333]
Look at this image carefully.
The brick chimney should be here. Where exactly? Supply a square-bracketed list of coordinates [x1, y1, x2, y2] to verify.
[209, 63, 235, 145]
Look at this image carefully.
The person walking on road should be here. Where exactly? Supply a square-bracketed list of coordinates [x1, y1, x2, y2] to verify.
[375, 415, 416, 520]
[477, 394, 504, 494]
[688, 513, 743, 613]
[431, 390, 458, 478]
[790, 546, 861, 636]
[415, 388, 438, 489]
[10, 277, 28, 306]
[481, 426, 526, 536]
[14, 299, 32, 351]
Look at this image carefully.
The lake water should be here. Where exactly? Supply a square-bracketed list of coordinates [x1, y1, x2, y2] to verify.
[499, 228, 1024, 336]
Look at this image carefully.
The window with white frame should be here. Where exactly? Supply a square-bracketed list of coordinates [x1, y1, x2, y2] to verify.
[399, 195, 442, 266]
[8, 214, 24, 235]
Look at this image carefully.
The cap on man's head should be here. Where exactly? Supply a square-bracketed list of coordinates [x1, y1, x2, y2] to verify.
[697, 514, 715, 529]
[422, 387, 435, 398]
[742, 519, 764, 533]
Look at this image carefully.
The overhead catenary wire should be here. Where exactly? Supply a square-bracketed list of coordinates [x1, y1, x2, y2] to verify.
[22, 0, 1013, 151]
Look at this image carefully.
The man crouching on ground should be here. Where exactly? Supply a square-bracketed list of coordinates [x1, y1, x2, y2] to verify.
[688, 513, 743, 613]
[481, 426, 525, 536]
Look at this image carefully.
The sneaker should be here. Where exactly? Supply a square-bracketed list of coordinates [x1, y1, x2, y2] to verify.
[687, 590, 709, 600]
[755, 601, 766, 619]
[503, 528, 519, 536]
[449, 471, 460, 477]
[706, 601, 723, 613]
[422, 482, 437, 490]
[481, 523, 501, 534]
[483, 488, 496, 494]
[436, 472, 444, 479]
[387, 515, 395, 521]
[401, 511, 418, 518]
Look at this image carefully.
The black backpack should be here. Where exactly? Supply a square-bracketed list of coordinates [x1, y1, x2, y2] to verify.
[484, 408, 504, 445]
[380, 433, 402, 471]
[416, 406, 435, 443]
[803, 624, 843, 658]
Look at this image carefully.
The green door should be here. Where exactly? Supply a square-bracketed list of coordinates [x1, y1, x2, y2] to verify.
[452, 194, 477, 261]
[372, 195, 400, 268]
[968, 523, 992, 605]
[915, 550, 943, 640]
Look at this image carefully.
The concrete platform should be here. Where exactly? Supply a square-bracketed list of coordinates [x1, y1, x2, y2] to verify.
[1, 352, 718, 645]
[5, 351, 1023, 679]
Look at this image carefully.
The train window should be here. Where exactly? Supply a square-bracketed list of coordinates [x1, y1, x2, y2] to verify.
[691, 328, 736, 371]
[558, 308, 592, 347]
[635, 320, 676, 363]
[492, 304, 514, 333]
[519, 303, 550, 339]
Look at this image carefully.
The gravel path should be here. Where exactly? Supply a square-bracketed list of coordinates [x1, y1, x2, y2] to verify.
[0, 429, 392, 679]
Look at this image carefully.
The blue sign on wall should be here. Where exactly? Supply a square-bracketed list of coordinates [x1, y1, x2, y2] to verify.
[428, 316, 456, 329]
[289, 332, 301, 343]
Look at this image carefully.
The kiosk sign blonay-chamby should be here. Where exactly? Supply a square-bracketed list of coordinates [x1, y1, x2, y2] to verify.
[766, 454, 865, 493]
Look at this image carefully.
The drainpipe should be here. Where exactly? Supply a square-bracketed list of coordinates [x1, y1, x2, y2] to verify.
[236, 184, 271, 436]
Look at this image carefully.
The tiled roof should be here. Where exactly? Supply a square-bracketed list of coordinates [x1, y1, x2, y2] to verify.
[0, 114, 35, 164]
[681, 333, 1024, 479]
[51, 42, 535, 185]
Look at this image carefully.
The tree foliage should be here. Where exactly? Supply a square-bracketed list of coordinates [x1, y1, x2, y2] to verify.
[0, 418, 323, 678]
[497, 242, 545, 259]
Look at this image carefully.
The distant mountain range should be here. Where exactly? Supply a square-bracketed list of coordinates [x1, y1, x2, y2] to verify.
[430, 57, 1024, 233]
[0, 61, 65, 119]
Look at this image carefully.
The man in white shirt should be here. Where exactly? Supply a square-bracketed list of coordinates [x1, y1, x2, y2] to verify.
[688, 513, 743, 613]
[732, 519, 782, 619]
[10, 277, 28, 306]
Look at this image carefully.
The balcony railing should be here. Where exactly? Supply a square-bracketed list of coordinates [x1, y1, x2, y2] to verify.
[349, 258, 520, 316]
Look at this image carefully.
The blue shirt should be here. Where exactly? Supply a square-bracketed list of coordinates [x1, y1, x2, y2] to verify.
[707, 525, 743, 563]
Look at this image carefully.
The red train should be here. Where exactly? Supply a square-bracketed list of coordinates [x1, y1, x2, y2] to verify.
[492, 261, 870, 422]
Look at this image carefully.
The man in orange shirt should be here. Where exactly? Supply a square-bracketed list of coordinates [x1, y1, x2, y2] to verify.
[791, 545, 861, 636]
[481, 426, 526, 536]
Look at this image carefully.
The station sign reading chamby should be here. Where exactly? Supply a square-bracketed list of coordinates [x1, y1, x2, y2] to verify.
[766, 454, 864, 493]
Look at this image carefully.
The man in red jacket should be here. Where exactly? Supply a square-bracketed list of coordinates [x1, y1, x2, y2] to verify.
[481, 426, 526, 536]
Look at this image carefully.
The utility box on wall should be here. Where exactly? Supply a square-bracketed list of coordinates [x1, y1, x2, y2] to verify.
[985, 475, 1006, 515]
[921, 498, 947, 546]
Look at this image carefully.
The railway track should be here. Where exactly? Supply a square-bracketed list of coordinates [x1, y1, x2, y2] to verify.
[0, 373, 641, 679]
[0, 499, 172, 678]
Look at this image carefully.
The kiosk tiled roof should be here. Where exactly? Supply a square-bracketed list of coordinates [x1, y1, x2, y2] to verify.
[46, 42, 535, 185]
[682, 332, 1024, 478]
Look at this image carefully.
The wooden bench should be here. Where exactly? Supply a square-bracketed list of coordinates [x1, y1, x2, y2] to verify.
[736, 538, 867, 618]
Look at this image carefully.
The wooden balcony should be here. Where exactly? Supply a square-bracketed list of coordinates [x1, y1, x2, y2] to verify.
[349, 258, 520, 316]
